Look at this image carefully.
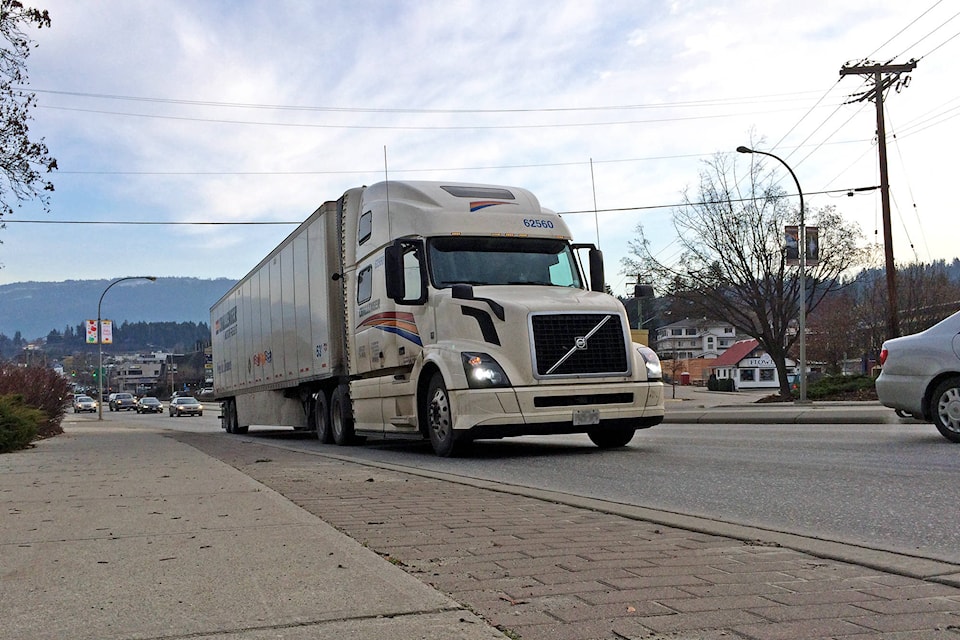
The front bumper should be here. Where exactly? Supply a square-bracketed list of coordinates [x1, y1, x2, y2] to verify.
[449, 381, 664, 438]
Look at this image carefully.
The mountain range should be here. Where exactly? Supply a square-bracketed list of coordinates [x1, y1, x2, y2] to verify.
[0, 278, 237, 341]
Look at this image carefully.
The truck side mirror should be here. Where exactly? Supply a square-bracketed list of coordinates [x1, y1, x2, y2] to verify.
[589, 248, 605, 293]
[384, 242, 404, 300]
[385, 240, 428, 305]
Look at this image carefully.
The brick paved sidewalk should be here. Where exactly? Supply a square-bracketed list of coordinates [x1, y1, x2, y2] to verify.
[177, 433, 960, 640]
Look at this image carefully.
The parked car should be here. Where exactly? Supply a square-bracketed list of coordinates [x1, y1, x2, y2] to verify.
[876, 310, 960, 442]
[73, 395, 97, 413]
[109, 392, 137, 411]
[136, 397, 163, 414]
[169, 396, 203, 417]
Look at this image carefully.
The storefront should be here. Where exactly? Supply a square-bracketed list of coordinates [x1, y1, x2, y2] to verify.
[710, 339, 796, 390]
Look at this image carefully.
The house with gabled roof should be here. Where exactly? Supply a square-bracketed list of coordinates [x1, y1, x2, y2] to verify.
[709, 338, 797, 390]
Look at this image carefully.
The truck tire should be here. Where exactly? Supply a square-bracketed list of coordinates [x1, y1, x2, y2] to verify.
[587, 426, 636, 448]
[426, 373, 460, 457]
[312, 391, 333, 443]
[330, 385, 355, 446]
[930, 376, 960, 443]
[223, 399, 247, 434]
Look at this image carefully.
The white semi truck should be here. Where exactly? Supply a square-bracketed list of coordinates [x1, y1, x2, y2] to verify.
[210, 181, 664, 456]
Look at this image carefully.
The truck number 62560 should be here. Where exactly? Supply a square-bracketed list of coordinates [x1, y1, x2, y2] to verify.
[523, 218, 554, 229]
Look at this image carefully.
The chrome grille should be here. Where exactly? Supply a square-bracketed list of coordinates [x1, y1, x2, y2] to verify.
[531, 313, 629, 377]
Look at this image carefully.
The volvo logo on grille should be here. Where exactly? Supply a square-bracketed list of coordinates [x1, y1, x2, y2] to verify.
[544, 314, 613, 376]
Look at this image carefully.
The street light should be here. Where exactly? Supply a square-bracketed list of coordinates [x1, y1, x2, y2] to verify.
[97, 276, 157, 420]
[736, 146, 808, 403]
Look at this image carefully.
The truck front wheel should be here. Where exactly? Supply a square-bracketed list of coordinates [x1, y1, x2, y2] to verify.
[587, 426, 636, 449]
[330, 385, 355, 446]
[426, 373, 460, 457]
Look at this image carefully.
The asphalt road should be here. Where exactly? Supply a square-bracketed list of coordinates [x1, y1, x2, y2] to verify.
[111, 411, 960, 566]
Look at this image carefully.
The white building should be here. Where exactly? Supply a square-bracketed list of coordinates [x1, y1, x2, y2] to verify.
[655, 318, 739, 360]
[710, 339, 798, 390]
[113, 353, 166, 394]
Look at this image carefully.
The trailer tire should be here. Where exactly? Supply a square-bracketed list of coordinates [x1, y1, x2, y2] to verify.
[223, 399, 247, 434]
[426, 373, 460, 457]
[223, 399, 235, 433]
[330, 385, 355, 446]
[312, 391, 333, 443]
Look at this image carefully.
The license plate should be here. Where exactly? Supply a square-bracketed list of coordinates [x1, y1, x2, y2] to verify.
[573, 408, 600, 426]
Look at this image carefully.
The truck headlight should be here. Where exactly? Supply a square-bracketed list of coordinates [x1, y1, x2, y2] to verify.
[635, 344, 662, 381]
[461, 352, 511, 388]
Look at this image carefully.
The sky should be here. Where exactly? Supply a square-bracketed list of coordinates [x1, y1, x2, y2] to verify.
[1, 0, 957, 297]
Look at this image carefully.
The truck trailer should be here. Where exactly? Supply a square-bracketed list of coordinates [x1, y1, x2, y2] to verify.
[210, 181, 664, 456]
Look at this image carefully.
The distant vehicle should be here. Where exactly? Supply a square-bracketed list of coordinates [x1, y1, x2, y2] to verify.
[169, 396, 203, 417]
[198, 387, 215, 400]
[73, 395, 97, 413]
[876, 310, 960, 442]
[136, 397, 163, 414]
[109, 392, 137, 411]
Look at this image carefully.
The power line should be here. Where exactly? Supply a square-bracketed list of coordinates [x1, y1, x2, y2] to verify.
[38, 102, 839, 131]
[52, 141, 873, 177]
[26, 87, 830, 114]
[1, 186, 873, 226]
[867, 0, 945, 59]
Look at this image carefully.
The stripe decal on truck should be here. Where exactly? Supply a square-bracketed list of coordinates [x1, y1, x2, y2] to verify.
[358, 312, 422, 346]
[469, 200, 516, 212]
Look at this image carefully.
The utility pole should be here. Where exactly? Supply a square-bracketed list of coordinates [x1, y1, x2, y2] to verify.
[840, 59, 917, 339]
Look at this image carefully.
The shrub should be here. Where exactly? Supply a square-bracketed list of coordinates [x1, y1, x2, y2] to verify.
[0, 394, 44, 453]
[0, 365, 71, 439]
[806, 374, 876, 400]
[707, 374, 736, 392]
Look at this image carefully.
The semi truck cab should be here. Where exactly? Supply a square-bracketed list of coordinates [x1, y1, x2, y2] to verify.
[341, 181, 664, 455]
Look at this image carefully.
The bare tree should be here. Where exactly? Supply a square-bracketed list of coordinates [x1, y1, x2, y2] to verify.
[847, 261, 960, 362]
[622, 150, 867, 397]
[806, 289, 861, 374]
[0, 0, 56, 226]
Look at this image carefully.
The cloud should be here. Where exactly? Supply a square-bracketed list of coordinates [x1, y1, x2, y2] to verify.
[1, 0, 955, 289]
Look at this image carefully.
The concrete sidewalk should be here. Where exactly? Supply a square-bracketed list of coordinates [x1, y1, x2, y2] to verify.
[664, 384, 898, 425]
[6, 405, 960, 640]
[0, 422, 505, 640]
[183, 430, 960, 640]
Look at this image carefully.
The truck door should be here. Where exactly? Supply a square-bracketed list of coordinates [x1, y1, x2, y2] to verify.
[378, 240, 430, 434]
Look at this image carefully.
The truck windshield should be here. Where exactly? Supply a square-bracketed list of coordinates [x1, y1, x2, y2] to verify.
[428, 237, 583, 289]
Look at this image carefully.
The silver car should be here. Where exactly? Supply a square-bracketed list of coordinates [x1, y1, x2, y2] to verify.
[876, 310, 960, 442]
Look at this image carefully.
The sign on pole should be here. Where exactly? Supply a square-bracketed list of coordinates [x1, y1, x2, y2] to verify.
[784, 226, 799, 265]
[85, 320, 98, 344]
[101, 319, 113, 345]
[805, 226, 819, 265]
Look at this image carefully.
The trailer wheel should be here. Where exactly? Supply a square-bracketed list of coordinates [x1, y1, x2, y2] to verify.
[223, 399, 235, 433]
[426, 373, 460, 457]
[223, 399, 247, 434]
[330, 385, 355, 446]
[312, 391, 332, 443]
